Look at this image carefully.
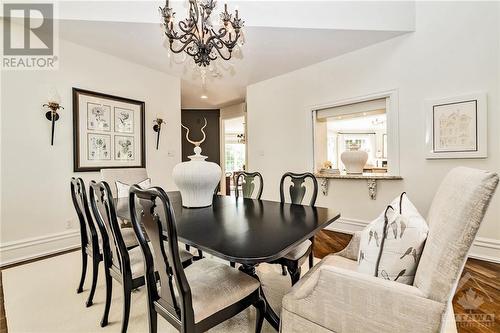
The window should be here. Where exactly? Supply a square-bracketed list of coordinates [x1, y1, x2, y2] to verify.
[313, 94, 399, 175]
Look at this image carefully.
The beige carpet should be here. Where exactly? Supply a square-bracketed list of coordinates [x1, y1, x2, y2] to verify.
[2, 251, 311, 333]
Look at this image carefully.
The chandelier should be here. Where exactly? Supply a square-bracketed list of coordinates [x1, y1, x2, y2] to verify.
[160, 0, 244, 67]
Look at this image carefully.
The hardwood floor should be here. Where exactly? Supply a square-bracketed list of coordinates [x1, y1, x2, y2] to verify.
[313, 230, 500, 333]
[0, 233, 498, 333]
[0, 272, 7, 333]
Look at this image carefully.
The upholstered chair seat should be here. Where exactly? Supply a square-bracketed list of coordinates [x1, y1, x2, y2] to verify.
[121, 228, 139, 248]
[157, 259, 261, 323]
[98, 227, 138, 250]
[283, 239, 312, 261]
[281, 167, 499, 333]
[129, 243, 193, 279]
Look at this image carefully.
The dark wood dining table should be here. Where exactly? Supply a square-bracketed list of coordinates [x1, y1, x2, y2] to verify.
[115, 191, 340, 330]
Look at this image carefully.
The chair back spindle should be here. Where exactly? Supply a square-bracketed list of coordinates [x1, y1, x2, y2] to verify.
[235, 171, 264, 199]
[279, 172, 318, 206]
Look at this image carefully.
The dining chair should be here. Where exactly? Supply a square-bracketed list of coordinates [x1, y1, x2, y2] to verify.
[129, 185, 266, 333]
[271, 172, 318, 285]
[235, 171, 264, 200]
[89, 181, 194, 332]
[70, 177, 102, 308]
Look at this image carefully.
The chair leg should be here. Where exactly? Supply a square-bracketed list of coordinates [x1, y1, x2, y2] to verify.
[121, 281, 132, 333]
[147, 300, 158, 333]
[254, 298, 266, 333]
[281, 264, 287, 276]
[77, 250, 87, 293]
[287, 263, 301, 286]
[309, 236, 315, 269]
[86, 256, 99, 307]
[100, 266, 113, 327]
[230, 262, 236, 268]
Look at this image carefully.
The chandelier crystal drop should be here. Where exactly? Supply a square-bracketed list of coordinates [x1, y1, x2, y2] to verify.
[160, 0, 245, 67]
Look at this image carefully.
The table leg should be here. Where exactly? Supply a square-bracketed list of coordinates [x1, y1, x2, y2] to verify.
[239, 264, 280, 331]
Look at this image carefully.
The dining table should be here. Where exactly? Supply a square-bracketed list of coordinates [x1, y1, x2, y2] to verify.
[115, 191, 340, 330]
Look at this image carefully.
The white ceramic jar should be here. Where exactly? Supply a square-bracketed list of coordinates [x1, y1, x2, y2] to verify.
[173, 146, 221, 208]
[341, 146, 368, 174]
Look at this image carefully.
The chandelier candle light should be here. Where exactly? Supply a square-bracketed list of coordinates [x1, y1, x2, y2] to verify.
[160, 0, 244, 67]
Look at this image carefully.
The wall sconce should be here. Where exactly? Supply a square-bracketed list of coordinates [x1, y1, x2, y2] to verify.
[42, 88, 64, 145]
[153, 118, 164, 150]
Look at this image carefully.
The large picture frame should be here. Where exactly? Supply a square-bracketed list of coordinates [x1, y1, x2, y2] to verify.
[73, 88, 146, 172]
[425, 93, 487, 159]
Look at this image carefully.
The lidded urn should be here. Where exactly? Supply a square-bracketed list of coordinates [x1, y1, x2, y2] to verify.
[341, 143, 368, 174]
[172, 118, 221, 208]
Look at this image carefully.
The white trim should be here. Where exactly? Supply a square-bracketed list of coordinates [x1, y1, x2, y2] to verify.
[0, 230, 80, 267]
[309, 89, 400, 176]
[468, 237, 500, 264]
[325, 218, 500, 263]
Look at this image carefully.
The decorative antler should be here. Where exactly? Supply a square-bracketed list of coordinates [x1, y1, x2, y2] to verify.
[181, 117, 207, 147]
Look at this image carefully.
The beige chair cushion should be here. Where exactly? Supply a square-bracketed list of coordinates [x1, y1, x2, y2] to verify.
[129, 243, 193, 279]
[284, 239, 312, 261]
[282, 254, 444, 333]
[121, 228, 138, 248]
[335, 231, 361, 261]
[184, 259, 260, 323]
[100, 168, 148, 197]
[323, 254, 359, 271]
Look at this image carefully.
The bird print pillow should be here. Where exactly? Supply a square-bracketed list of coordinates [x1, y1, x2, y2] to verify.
[357, 192, 429, 285]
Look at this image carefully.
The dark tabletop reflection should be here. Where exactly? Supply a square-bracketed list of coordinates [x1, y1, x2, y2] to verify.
[115, 192, 339, 264]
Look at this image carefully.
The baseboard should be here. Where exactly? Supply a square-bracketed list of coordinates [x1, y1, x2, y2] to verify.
[0, 230, 81, 267]
[468, 237, 500, 264]
[325, 218, 500, 264]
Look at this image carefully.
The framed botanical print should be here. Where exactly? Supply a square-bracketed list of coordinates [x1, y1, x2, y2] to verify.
[73, 88, 145, 172]
[425, 93, 487, 159]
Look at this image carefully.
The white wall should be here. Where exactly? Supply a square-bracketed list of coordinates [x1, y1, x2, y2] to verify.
[247, 2, 500, 260]
[0, 39, 181, 265]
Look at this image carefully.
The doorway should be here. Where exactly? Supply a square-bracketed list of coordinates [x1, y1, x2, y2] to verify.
[222, 116, 246, 195]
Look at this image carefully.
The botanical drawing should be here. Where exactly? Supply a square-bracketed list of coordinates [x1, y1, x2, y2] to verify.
[88, 134, 111, 160]
[87, 103, 111, 131]
[114, 107, 134, 133]
[115, 135, 135, 160]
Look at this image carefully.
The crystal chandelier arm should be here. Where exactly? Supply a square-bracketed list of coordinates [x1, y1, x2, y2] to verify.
[209, 39, 233, 61]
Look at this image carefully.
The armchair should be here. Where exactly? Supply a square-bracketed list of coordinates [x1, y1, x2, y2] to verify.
[281, 167, 498, 333]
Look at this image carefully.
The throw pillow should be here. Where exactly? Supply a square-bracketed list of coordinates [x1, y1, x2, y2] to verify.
[116, 178, 151, 198]
[357, 192, 429, 285]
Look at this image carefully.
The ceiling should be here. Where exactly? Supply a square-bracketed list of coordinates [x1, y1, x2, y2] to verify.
[57, 2, 412, 108]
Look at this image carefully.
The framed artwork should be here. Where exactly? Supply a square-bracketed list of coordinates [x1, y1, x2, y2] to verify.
[73, 88, 145, 172]
[425, 93, 487, 159]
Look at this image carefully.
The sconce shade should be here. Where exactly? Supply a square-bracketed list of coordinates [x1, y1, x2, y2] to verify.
[47, 87, 61, 104]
